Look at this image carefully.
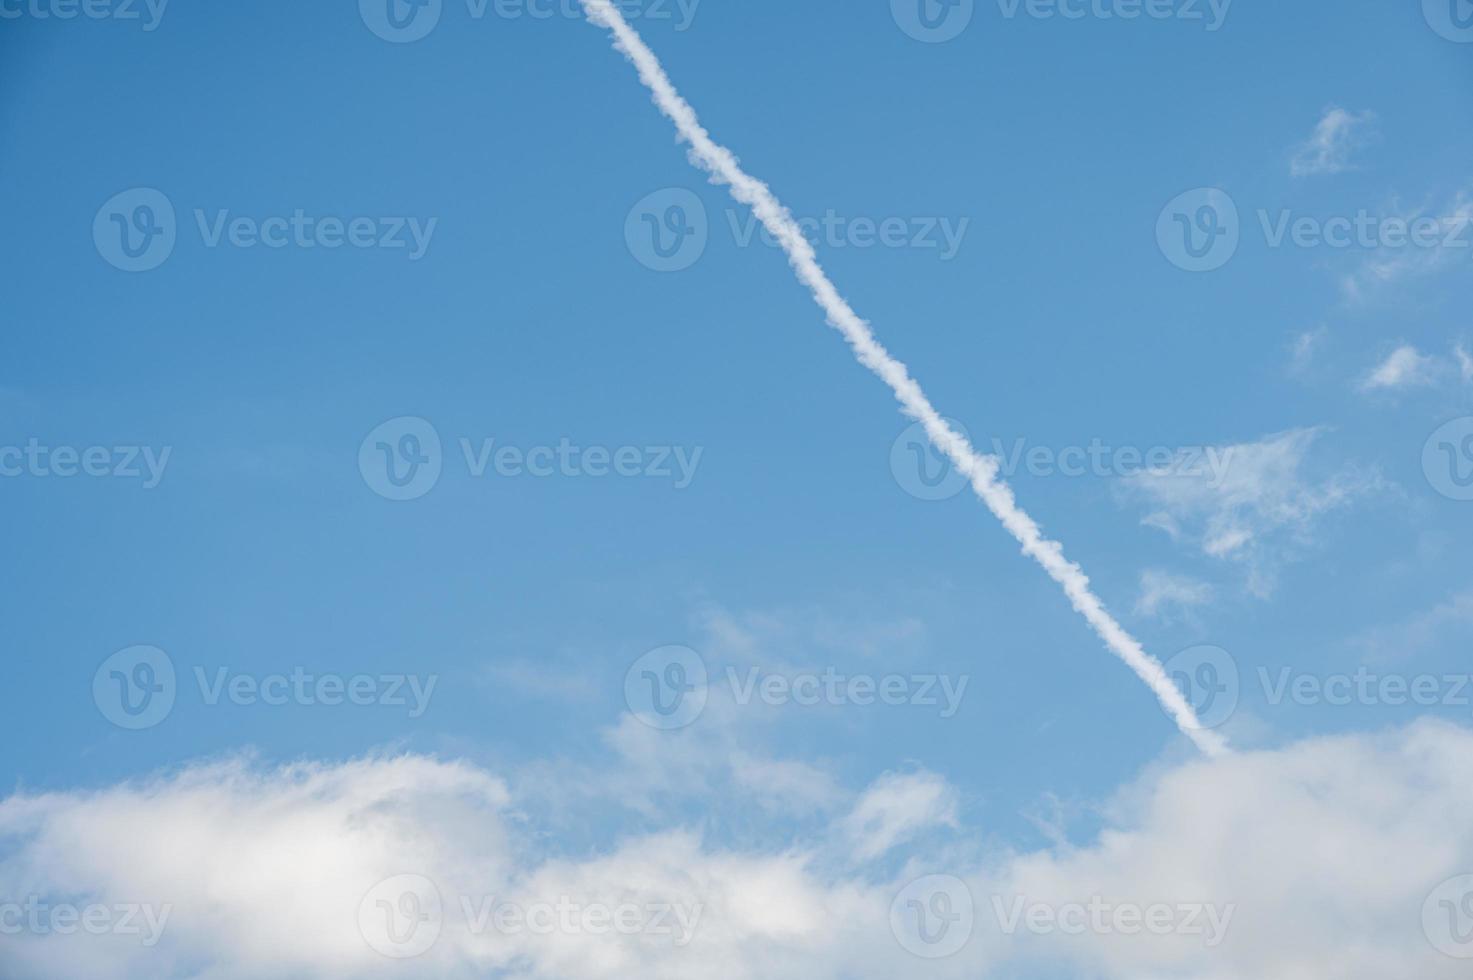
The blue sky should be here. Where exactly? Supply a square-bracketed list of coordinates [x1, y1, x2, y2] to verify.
[3, 1, 1473, 977]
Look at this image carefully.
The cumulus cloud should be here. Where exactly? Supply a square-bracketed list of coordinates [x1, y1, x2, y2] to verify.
[1361, 345, 1440, 391]
[3, 723, 1473, 978]
[1121, 428, 1380, 596]
[1134, 569, 1214, 620]
[1290, 106, 1376, 177]
[839, 770, 959, 862]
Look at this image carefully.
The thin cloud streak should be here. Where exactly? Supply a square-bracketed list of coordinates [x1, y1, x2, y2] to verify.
[578, 0, 1226, 756]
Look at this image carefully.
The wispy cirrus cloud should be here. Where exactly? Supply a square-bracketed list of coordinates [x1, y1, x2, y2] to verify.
[1340, 188, 1473, 304]
[1121, 428, 1381, 596]
[1134, 569, 1214, 621]
[1290, 106, 1377, 177]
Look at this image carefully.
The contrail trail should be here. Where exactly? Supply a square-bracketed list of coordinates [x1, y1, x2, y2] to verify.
[579, 0, 1227, 757]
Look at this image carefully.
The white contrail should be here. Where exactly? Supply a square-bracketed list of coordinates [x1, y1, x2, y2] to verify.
[579, 0, 1227, 757]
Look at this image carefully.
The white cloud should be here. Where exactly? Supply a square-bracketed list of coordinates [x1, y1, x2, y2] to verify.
[4, 723, 1473, 978]
[1134, 569, 1214, 620]
[840, 770, 959, 861]
[1290, 106, 1376, 177]
[1361, 345, 1440, 391]
[1457, 344, 1473, 383]
[1341, 189, 1473, 303]
[1289, 327, 1329, 376]
[1122, 428, 1380, 596]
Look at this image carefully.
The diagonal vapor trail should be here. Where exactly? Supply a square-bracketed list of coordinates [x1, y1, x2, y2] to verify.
[579, 0, 1228, 757]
